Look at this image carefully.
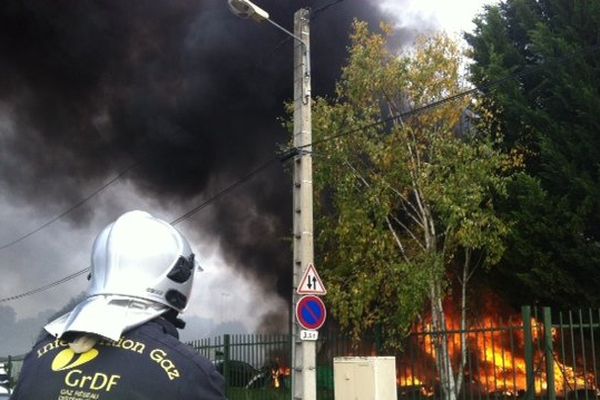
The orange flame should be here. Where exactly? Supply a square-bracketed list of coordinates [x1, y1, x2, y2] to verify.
[398, 314, 597, 397]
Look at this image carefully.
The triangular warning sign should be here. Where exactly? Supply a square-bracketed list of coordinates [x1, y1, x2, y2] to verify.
[297, 263, 327, 295]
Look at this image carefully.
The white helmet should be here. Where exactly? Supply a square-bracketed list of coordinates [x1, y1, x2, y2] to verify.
[45, 210, 201, 341]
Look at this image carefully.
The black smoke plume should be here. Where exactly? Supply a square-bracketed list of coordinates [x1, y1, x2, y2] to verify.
[0, 0, 388, 307]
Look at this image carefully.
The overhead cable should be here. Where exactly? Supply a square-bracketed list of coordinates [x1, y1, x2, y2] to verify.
[3, 43, 599, 303]
[0, 154, 284, 303]
[170, 156, 280, 226]
[300, 43, 600, 150]
[0, 268, 90, 303]
[310, 0, 345, 20]
[0, 163, 137, 252]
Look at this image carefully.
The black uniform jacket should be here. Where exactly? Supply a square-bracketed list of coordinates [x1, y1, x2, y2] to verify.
[11, 318, 226, 400]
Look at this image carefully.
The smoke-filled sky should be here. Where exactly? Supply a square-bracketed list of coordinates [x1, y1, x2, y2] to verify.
[0, 0, 496, 355]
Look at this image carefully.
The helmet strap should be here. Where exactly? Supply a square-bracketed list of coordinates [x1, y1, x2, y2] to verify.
[162, 309, 186, 329]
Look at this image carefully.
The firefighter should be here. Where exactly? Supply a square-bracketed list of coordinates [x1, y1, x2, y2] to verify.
[11, 210, 226, 399]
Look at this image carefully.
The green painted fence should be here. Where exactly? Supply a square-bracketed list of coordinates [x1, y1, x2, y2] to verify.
[1, 354, 24, 392]
[3, 306, 600, 400]
[188, 307, 600, 400]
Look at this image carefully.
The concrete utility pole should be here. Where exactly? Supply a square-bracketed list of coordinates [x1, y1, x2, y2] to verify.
[227, 2, 315, 398]
[291, 8, 314, 400]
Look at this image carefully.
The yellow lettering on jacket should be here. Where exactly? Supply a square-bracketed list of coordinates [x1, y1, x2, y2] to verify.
[36, 339, 69, 358]
[150, 348, 180, 380]
[65, 369, 121, 392]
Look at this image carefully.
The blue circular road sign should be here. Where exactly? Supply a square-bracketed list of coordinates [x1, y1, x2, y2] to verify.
[296, 295, 327, 330]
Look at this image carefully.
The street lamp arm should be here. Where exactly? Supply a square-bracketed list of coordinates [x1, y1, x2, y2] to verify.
[266, 18, 307, 47]
[228, 0, 307, 47]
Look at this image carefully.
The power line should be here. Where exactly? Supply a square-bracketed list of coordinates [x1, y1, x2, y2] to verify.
[266, 1, 346, 61]
[299, 43, 600, 151]
[0, 117, 209, 252]
[0, 163, 137, 252]
[170, 156, 281, 225]
[0, 268, 90, 303]
[0, 154, 285, 303]
[310, 0, 345, 20]
[301, 79, 507, 149]
[3, 43, 598, 304]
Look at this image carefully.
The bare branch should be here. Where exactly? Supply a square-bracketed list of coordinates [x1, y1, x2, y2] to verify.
[390, 215, 425, 250]
[440, 225, 453, 262]
[385, 216, 411, 264]
[381, 183, 424, 227]
[466, 249, 485, 282]
[344, 160, 370, 188]
[342, 159, 414, 264]
[455, 246, 471, 396]
[349, 150, 425, 230]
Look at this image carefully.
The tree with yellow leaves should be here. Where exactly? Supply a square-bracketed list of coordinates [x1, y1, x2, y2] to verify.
[309, 21, 515, 400]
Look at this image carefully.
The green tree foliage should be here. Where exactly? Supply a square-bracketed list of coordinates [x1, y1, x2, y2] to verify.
[466, 0, 600, 307]
[311, 22, 513, 349]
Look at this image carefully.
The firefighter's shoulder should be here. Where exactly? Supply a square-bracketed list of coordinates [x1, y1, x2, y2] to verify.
[131, 319, 226, 399]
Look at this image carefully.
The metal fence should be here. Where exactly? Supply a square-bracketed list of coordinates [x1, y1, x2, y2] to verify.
[1, 354, 24, 392]
[3, 306, 600, 400]
[391, 306, 600, 400]
[188, 307, 600, 400]
[188, 331, 380, 400]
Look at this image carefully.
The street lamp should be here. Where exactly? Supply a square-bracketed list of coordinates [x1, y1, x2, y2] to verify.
[228, 2, 315, 399]
[227, 0, 269, 22]
[227, 0, 307, 46]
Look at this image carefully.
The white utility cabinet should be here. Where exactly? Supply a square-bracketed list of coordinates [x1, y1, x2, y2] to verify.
[333, 356, 397, 400]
